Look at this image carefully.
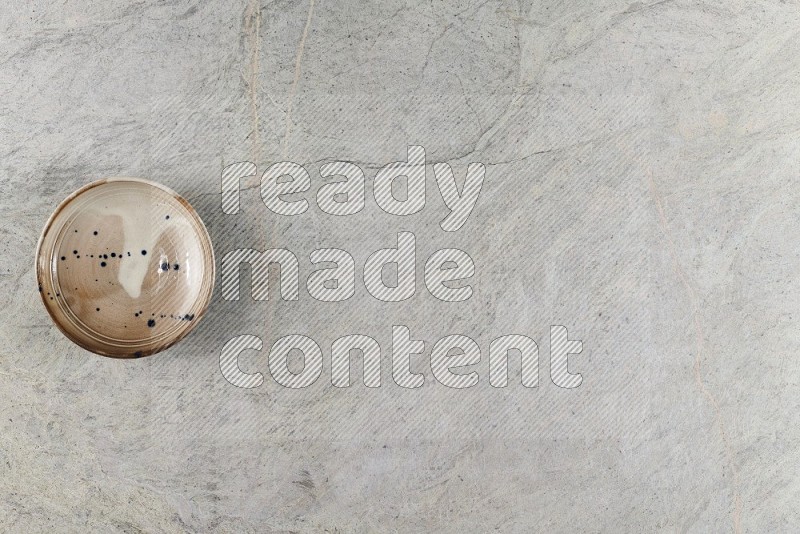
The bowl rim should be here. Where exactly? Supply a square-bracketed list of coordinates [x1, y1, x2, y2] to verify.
[35, 177, 216, 358]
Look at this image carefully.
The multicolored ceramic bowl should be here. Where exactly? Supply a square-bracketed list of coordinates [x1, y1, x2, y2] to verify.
[35, 178, 214, 357]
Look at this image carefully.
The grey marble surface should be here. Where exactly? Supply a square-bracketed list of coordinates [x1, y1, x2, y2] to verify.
[2, 0, 799, 531]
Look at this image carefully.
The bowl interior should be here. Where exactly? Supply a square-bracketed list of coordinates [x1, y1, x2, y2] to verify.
[36, 178, 214, 357]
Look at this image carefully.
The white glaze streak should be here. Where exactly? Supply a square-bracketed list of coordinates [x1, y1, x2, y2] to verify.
[90, 197, 163, 299]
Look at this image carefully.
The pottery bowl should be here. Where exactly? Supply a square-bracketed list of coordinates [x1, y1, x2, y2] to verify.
[35, 178, 215, 357]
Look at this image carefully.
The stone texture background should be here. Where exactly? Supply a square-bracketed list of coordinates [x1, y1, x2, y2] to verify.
[1, 0, 799, 531]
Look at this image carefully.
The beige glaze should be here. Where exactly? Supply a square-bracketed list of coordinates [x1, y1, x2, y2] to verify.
[35, 178, 215, 358]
